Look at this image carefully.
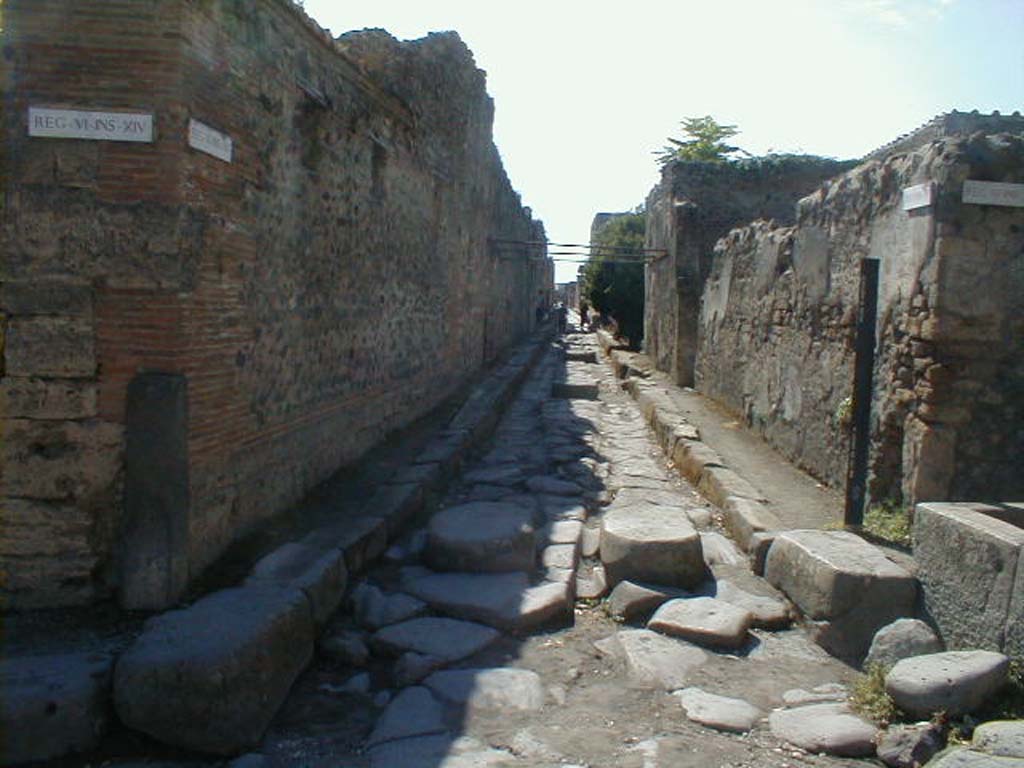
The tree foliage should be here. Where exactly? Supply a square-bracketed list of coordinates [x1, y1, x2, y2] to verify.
[655, 116, 745, 166]
[582, 210, 646, 348]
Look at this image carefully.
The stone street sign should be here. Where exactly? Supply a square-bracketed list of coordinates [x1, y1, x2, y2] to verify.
[28, 107, 153, 142]
[963, 180, 1024, 208]
[187, 118, 233, 163]
[901, 182, 935, 211]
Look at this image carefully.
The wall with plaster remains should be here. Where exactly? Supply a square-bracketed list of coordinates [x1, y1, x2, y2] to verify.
[644, 157, 852, 385]
[696, 133, 1024, 505]
[1, 0, 549, 609]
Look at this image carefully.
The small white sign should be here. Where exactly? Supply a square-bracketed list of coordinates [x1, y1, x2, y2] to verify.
[188, 118, 232, 163]
[28, 106, 153, 142]
[963, 180, 1024, 208]
[901, 182, 935, 211]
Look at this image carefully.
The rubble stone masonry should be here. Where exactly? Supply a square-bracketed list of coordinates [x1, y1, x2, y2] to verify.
[696, 133, 1024, 505]
[1, 0, 549, 608]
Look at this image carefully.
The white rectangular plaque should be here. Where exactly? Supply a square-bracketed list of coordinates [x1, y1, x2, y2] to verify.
[963, 180, 1024, 208]
[901, 182, 934, 211]
[28, 107, 153, 142]
[188, 118, 233, 163]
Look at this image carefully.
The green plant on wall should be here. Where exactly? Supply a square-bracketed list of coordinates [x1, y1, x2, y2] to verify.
[654, 116, 747, 166]
[582, 209, 646, 348]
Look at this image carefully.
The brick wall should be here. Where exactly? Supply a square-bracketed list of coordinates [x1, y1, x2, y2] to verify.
[1, 0, 549, 609]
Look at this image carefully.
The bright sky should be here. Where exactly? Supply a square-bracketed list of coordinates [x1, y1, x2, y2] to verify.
[302, 0, 1023, 282]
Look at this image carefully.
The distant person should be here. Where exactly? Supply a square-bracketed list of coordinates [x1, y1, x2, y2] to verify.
[556, 303, 567, 334]
[579, 299, 590, 331]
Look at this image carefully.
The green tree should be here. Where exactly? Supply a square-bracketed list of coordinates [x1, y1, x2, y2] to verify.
[655, 116, 745, 166]
[583, 209, 646, 348]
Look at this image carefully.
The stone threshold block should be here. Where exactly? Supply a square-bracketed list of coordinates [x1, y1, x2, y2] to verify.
[114, 585, 314, 755]
[764, 530, 917, 660]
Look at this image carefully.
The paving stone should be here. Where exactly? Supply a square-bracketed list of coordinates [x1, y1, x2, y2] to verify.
[606, 580, 686, 622]
[425, 502, 535, 573]
[0, 652, 113, 764]
[350, 582, 427, 630]
[885, 650, 1010, 718]
[973, 720, 1024, 758]
[703, 579, 792, 630]
[674, 687, 763, 733]
[527, 475, 583, 496]
[865, 618, 944, 669]
[601, 503, 704, 588]
[543, 498, 587, 522]
[538, 519, 584, 547]
[245, 542, 347, 627]
[464, 484, 517, 502]
[876, 721, 947, 768]
[768, 702, 877, 757]
[927, 748, 1024, 767]
[424, 668, 545, 712]
[700, 531, 745, 566]
[341, 672, 371, 694]
[393, 652, 445, 688]
[371, 617, 499, 663]
[462, 465, 524, 486]
[319, 629, 370, 667]
[781, 683, 848, 707]
[581, 525, 601, 557]
[576, 562, 608, 599]
[540, 543, 578, 571]
[648, 597, 752, 650]
[368, 734, 510, 768]
[366, 686, 445, 747]
[114, 586, 314, 755]
[613, 628, 708, 690]
[402, 569, 569, 631]
[765, 530, 917, 659]
[722, 497, 784, 552]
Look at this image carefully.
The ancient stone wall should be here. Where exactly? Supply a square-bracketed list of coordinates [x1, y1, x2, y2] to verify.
[1, 0, 548, 609]
[644, 157, 853, 385]
[696, 133, 1024, 505]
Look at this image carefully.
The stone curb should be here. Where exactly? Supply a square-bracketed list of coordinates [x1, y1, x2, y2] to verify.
[598, 353, 782, 554]
[2, 328, 555, 764]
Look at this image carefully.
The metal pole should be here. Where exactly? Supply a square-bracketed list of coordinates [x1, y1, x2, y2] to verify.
[844, 258, 880, 527]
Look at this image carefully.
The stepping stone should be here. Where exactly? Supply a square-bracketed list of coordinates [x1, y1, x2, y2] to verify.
[425, 502, 535, 573]
[648, 597, 752, 650]
[769, 702, 877, 757]
[885, 650, 1010, 718]
[527, 476, 583, 496]
[114, 586, 313, 754]
[402, 570, 570, 631]
[674, 688, 763, 733]
[703, 580, 791, 630]
[601, 503, 704, 588]
[371, 617, 499, 663]
[366, 686, 445, 747]
[606, 580, 685, 622]
[865, 618, 943, 669]
[612, 629, 708, 690]
[351, 583, 427, 630]
[424, 668, 544, 712]
[0, 652, 114, 764]
[765, 530, 917, 659]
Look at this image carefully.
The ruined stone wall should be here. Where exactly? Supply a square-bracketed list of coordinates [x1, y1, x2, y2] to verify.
[644, 157, 853, 385]
[696, 133, 1024, 505]
[1, 0, 548, 609]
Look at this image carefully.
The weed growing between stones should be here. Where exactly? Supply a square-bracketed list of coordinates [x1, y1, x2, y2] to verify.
[863, 501, 912, 548]
[851, 663, 898, 725]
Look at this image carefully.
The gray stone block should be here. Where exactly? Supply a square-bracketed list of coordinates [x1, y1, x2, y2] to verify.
[425, 502, 535, 573]
[885, 650, 1010, 719]
[114, 585, 314, 755]
[245, 542, 347, 626]
[913, 502, 1024, 657]
[601, 503, 704, 588]
[0, 653, 112, 765]
[765, 530, 917, 659]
